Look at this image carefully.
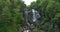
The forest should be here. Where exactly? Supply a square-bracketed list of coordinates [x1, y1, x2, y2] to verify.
[0, 0, 60, 32]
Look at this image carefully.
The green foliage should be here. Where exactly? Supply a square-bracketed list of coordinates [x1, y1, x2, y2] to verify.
[29, 0, 60, 32]
[0, 0, 25, 32]
[0, 0, 60, 32]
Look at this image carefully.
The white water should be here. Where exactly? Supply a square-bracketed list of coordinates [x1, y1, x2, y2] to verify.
[24, 30, 30, 32]
[32, 9, 40, 22]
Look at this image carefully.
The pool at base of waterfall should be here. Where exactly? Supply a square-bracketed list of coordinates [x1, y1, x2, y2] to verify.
[23, 30, 31, 32]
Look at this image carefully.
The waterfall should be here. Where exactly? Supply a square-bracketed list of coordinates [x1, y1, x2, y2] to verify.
[32, 9, 40, 22]
[19, 9, 40, 32]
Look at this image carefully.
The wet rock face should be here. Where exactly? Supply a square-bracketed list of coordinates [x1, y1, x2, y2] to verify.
[20, 9, 40, 32]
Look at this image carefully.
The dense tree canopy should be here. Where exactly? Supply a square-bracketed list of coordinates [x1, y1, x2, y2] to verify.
[29, 0, 60, 32]
[0, 0, 60, 32]
[0, 0, 26, 32]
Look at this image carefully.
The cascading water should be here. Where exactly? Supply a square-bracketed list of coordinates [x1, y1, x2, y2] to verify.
[19, 9, 40, 32]
[32, 9, 36, 22]
[32, 9, 40, 22]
